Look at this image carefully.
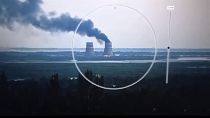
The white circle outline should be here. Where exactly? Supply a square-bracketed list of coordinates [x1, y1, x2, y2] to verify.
[72, 4, 157, 90]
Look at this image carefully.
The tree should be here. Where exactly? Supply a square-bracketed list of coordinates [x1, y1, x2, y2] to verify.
[0, 71, 8, 94]
[49, 73, 60, 97]
[0, 71, 9, 115]
[77, 69, 105, 113]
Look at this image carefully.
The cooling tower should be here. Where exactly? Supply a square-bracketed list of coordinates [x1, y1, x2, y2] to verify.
[85, 42, 94, 56]
[103, 42, 113, 56]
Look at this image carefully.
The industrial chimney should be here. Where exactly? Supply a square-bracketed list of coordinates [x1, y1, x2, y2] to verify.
[103, 42, 113, 57]
[85, 42, 94, 56]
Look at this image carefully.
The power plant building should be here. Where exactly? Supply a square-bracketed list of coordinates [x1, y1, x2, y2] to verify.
[103, 42, 113, 56]
[85, 41, 113, 57]
[85, 42, 94, 56]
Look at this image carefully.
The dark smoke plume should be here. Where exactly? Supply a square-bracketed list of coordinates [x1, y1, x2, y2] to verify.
[0, 0, 110, 42]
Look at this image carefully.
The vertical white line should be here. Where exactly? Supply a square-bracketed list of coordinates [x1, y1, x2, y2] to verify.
[166, 47, 170, 84]
[166, 4, 173, 84]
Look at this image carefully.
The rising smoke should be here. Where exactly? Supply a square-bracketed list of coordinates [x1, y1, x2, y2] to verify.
[0, 0, 110, 42]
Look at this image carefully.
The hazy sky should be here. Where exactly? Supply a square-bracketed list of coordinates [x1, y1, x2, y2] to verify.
[0, 0, 210, 48]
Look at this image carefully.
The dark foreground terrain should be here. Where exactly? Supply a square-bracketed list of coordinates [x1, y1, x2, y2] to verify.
[0, 67, 210, 116]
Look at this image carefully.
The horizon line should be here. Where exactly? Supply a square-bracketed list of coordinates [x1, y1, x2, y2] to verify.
[1, 47, 210, 49]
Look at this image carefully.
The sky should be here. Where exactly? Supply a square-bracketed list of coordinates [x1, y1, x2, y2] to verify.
[0, 0, 210, 48]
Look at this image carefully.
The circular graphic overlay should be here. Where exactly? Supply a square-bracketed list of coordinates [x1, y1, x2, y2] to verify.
[72, 4, 157, 90]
